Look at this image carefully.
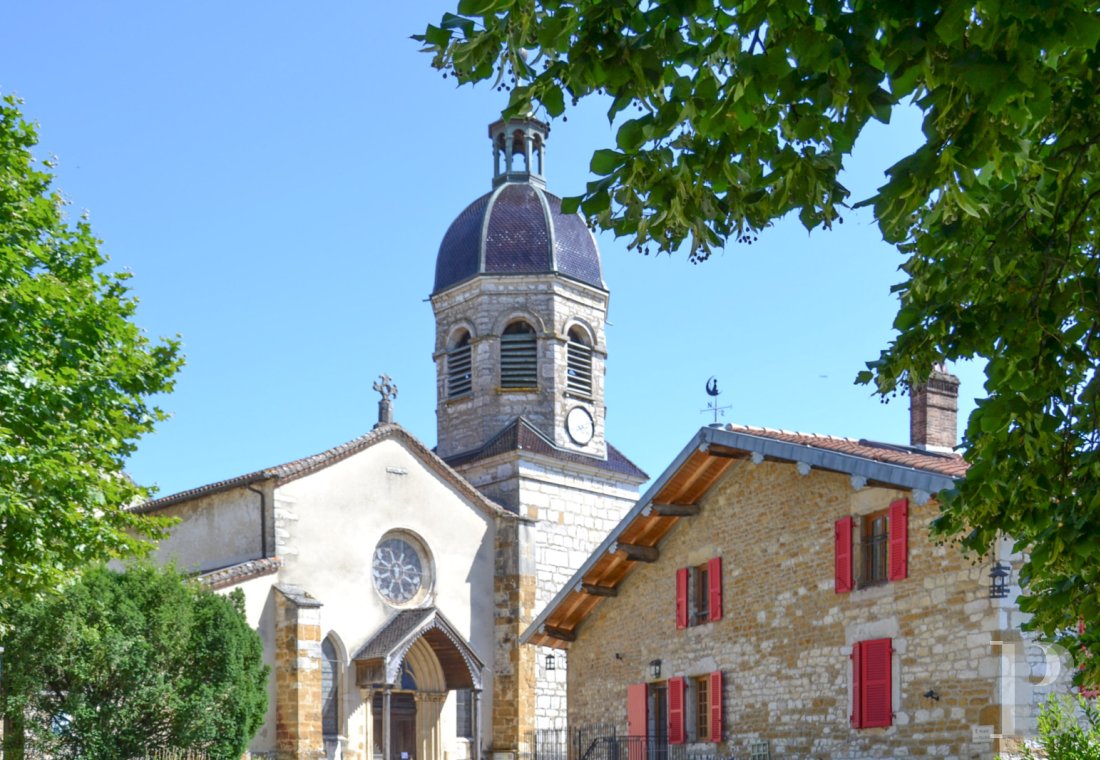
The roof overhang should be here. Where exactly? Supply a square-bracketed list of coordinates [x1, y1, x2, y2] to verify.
[521, 425, 960, 648]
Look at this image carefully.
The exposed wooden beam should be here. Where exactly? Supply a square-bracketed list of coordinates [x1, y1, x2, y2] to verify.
[543, 625, 576, 642]
[611, 542, 659, 562]
[579, 583, 617, 597]
[651, 502, 700, 517]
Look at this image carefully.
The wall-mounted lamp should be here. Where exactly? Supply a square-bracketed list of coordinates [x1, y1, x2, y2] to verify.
[923, 689, 940, 701]
[649, 659, 662, 679]
[989, 561, 1011, 599]
[545, 653, 566, 671]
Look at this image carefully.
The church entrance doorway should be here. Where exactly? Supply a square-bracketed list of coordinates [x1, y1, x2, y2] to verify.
[374, 692, 417, 760]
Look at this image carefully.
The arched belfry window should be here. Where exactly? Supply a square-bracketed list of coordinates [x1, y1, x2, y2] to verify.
[567, 326, 594, 397]
[501, 321, 538, 389]
[321, 636, 340, 739]
[446, 330, 473, 398]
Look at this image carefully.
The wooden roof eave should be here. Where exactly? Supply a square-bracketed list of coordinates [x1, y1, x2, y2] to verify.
[524, 436, 738, 648]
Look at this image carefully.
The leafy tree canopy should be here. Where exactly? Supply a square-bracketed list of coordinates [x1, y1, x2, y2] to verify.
[1, 564, 268, 760]
[0, 94, 183, 614]
[417, 1, 1100, 681]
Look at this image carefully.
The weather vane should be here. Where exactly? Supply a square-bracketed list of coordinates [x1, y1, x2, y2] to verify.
[701, 376, 731, 427]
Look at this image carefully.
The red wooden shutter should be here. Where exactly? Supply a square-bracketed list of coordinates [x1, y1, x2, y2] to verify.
[627, 683, 648, 736]
[709, 671, 723, 742]
[835, 516, 854, 593]
[627, 683, 648, 760]
[676, 567, 689, 629]
[707, 557, 723, 622]
[850, 642, 862, 728]
[668, 677, 686, 744]
[888, 499, 908, 581]
[861, 638, 893, 728]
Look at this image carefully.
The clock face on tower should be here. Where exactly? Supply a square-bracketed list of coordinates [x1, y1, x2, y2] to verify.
[566, 406, 595, 446]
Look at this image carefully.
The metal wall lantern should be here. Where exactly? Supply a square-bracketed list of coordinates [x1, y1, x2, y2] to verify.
[649, 659, 662, 679]
[989, 561, 1011, 599]
[545, 653, 566, 671]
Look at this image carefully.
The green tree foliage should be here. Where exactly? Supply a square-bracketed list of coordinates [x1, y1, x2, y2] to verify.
[416, 2, 1100, 680]
[0, 94, 183, 612]
[1, 564, 269, 760]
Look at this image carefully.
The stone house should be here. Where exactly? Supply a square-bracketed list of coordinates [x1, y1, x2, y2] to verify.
[137, 116, 647, 760]
[522, 369, 1073, 759]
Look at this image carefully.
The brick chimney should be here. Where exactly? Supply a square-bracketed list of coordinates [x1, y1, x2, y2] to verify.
[910, 364, 960, 452]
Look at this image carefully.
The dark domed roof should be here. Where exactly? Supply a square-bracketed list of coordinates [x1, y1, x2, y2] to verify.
[433, 182, 604, 294]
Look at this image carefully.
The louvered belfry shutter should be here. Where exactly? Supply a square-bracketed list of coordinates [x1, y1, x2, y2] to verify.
[850, 643, 863, 728]
[676, 567, 689, 629]
[707, 557, 723, 622]
[709, 671, 723, 742]
[861, 638, 893, 728]
[835, 516, 854, 593]
[668, 677, 686, 745]
[888, 499, 909, 581]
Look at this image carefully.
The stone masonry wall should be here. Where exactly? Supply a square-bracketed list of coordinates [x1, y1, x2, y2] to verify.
[565, 459, 1056, 760]
[469, 450, 644, 736]
[517, 457, 642, 731]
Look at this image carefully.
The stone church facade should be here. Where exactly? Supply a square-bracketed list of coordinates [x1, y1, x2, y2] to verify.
[140, 117, 646, 760]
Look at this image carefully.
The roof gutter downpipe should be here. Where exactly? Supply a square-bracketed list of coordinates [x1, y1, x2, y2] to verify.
[247, 481, 270, 559]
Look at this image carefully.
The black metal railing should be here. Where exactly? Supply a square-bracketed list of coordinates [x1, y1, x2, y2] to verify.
[520, 730, 734, 760]
[519, 724, 617, 760]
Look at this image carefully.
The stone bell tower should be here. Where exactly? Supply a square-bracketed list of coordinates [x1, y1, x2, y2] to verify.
[431, 116, 613, 468]
[429, 116, 647, 750]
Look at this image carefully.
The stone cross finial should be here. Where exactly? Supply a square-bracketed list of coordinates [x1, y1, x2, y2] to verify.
[373, 374, 398, 428]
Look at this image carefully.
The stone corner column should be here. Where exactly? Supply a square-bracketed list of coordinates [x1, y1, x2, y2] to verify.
[274, 585, 326, 760]
[491, 521, 537, 755]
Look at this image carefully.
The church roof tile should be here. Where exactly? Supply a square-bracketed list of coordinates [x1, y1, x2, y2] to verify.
[442, 416, 648, 482]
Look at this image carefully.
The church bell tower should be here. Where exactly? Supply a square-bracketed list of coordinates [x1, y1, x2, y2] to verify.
[431, 116, 611, 469]
[429, 117, 647, 749]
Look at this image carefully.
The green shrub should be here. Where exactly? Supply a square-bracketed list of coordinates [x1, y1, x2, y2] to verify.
[1015, 695, 1100, 760]
[1, 564, 268, 760]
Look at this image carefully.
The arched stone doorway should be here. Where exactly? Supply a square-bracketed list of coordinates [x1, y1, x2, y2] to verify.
[355, 609, 484, 760]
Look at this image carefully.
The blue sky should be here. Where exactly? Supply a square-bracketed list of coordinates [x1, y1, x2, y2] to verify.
[1, 2, 983, 496]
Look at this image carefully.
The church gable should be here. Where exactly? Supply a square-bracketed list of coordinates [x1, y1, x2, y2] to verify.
[142, 423, 511, 583]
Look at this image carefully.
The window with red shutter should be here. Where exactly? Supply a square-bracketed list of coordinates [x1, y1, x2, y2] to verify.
[835, 516, 854, 593]
[708, 671, 723, 742]
[851, 639, 893, 729]
[888, 499, 908, 581]
[668, 677, 686, 744]
[707, 557, 722, 622]
[676, 568, 689, 629]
